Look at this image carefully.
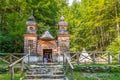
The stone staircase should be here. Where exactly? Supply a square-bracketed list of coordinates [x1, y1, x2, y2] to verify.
[23, 63, 68, 80]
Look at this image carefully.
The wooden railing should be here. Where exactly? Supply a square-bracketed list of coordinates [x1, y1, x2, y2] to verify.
[8, 54, 30, 80]
[0, 53, 25, 64]
[68, 52, 120, 64]
[63, 53, 74, 80]
[8, 47, 31, 80]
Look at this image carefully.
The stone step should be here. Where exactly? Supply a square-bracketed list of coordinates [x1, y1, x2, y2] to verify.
[24, 78, 68, 80]
[36, 63, 61, 65]
[28, 69, 63, 71]
[26, 73, 64, 77]
[23, 63, 68, 80]
[25, 75, 65, 79]
[27, 71, 64, 75]
[30, 65, 63, 68]
[28, 69, 63, 73]
[24, 77, 66, 79]
[29, 67, 63, 70]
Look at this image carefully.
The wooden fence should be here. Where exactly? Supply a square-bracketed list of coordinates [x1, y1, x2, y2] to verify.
[9, 54, 30, 80]
[68, 52, 120, 64]
[0, 51, 120, 80]
[0, 53, 25, 64]
[63, 53, 74, 80]
[0, 47, 31, 80]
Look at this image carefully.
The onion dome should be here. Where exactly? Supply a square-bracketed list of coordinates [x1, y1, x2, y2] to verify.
[58, 16, 68, 26]
[40, 30, 54, 41]
[60, 16, 65, 21]
[26, 15, 36, 25]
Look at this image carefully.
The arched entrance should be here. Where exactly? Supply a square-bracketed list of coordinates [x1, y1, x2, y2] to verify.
[43, 49, 52, 62]
[37, 40, 57, 62]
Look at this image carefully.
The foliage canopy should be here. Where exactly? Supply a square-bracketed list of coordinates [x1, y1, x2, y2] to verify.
[0, 0, 120, 53]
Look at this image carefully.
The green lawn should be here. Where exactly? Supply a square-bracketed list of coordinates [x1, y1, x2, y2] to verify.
[70, 72, 120, 80]
[0, 73, 23, 80]
[0, 62, 25, 80]
[67, 64, 120, 80]
[0, 62, 120, 80]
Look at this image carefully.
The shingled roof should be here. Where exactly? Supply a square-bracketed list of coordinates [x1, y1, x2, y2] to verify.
[40, 30, 54, 41]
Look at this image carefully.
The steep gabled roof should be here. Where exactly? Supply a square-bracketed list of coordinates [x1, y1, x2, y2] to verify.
[40, 30, 54, 41]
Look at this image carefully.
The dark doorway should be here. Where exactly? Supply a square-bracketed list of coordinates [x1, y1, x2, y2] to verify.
[43, 49, 52, 62]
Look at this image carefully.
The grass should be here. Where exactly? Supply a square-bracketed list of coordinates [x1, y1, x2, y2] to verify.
[66, 64, 120, 80]
[0, 69, 26, 80]
[70, 72, 120, 80]
[73, 63, 120, 67]
[67, 71, 97, 80]
[0, 73, 24, 80]
[0, 62, 26, 80]
[0, 61, 120, 80]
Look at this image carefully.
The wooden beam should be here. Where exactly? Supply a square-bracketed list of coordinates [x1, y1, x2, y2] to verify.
[11, 66, 14, 80]
[10, 54, 19, 60]
[9, 54, 29, 68]
[0, 57, 10, 64]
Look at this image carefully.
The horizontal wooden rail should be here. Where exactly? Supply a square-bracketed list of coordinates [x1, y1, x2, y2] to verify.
[8, 54, 29, 67]
[0, 53, 25, 55]
[9, 54, 19, 60]
[64, 54, 74, 69]
[0, 57, 10, 64]
[8, 53, 30, 80]
[0, 53, 26, 64]
[69, 51, 120, 64]
[63, 53, 74, 80]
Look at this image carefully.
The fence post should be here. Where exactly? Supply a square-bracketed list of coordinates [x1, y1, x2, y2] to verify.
[28, 46, 30, 65]
[11, 66, 14, 80]
[108, 52, 111, 64]
[118, 53, 120, 63]
[21, 60, 24, 72]
[71, 69, 74, 80]
[10, 55, 12, 63]
[93, 52, 96, 64]
[77, 52, 79, 65]
[63, 53, 64, 64]
[66, 57, 68, 72]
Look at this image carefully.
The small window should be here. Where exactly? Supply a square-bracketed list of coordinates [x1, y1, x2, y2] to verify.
[28, 40, 33, 49]
[30, 27, 34, 30]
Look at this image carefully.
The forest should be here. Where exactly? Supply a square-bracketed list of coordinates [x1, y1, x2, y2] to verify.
[0, 0, 120, 53]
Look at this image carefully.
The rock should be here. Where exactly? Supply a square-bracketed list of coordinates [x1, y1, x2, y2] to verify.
[79, 48, 92, 63]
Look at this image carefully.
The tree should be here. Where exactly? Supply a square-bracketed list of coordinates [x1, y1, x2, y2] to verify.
[62, 0, 120, 52]
[0, 0, 67, 53]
